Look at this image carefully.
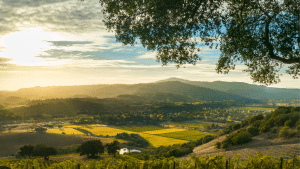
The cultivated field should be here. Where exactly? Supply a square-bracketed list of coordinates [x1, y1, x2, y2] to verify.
[113, 125, 164, 132]
[158, 130, 211, 141]
[143, 128, 186, 134]
[0, 132, 84, 157]
[47, 128, 85, 136]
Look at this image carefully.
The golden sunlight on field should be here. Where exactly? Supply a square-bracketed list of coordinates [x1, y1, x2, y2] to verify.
[143, 128, 186, 134]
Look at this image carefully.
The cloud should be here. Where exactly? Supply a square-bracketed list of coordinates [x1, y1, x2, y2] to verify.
[138, 52, 157, 59]
[47, 41, 93, 47]
[1, 0, 70, 7]
[0, 0, 108, 35]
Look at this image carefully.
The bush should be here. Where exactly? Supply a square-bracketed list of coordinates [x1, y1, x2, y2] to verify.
[35, 127, 47, 133]
[252, 120, 261, 128]
[284, 120, 294, 127]
[232, 123, 241, 131]
[279, 126, 291, 139]
[76, 140, 104, 158]
[221, 141, 231, 149]
[231, 131, 252, 145]
[19, 145, 34, 158]
[215, 142, 221, 149]
[271, 128, 277, 134]
[247, 127, 259, 136]
[202, 135, 215, 144]
[274, 114, 289, 126]
[248, 114, 264, 124]
[33, 144, 57, 160]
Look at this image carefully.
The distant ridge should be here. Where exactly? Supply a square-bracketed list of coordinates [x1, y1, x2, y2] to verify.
[161, 78, 300, 100]
[0, 78, 299, 103]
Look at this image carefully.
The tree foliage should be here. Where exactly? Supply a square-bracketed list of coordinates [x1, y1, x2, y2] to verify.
[19, 145, 34, 158]
[32, 144, 57, 160]
[85, 0, 300, 85]
[106, 140, 120, 157]
[76, 140, 105, 158]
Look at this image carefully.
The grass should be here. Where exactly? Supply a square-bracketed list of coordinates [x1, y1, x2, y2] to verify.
[1, 130, 31, 134]
[241, 107, 276, 111]
[82, 126, 136, 136]
[83, 126, 188, 147]
[114, 125, 165, 132]
[163, 122, 211, 129]
[158, 130, 212, 141]
[143, 128, 186, 134]
[47, 128, 85, 135]
[139, 133, 189, 147]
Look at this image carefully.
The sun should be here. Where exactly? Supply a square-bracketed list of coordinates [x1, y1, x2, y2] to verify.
[0, 27, 59, 66]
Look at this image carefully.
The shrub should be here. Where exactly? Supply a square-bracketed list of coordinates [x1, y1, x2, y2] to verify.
[279, 126, 291, 139]
[247, 127, 259, 136]
[284, 120, 294, 127]
[35, 127, 47, 133]
[221, 141, 231, 149]
[215, 142, 221, 149]
[202, 135, 215, 144]
[274, 114, 289, 126]
[248, 114, 264, 124]
[232, 123, 241, 131]
[231, 131, 252, 145]
[33, 144, 58, 160]
[76, 140, 104, 158]
[271, 128, 277, 134]
[252, 120, 261, 128]
[19, 145, 34, 158]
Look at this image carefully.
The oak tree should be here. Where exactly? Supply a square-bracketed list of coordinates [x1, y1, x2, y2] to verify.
[83, 0, 300, 85]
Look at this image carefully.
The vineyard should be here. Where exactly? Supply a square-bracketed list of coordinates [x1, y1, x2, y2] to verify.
[0, 153, 299, 169]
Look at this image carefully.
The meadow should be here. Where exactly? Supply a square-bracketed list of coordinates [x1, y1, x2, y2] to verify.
[158, 130, 212, 141]
[113, 125, 164, 132]
[47, 128, 85, 136]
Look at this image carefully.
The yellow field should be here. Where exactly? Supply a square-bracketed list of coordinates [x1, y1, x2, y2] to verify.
[47, 128, 85, 135]
[64, 125, 82, 128]
[2, 130, 31, 134]
[88, 124, 107, 127]
[82, 127, 136, 136]
[139, 133, 189, 147]
[143, 128, 186, 134]
[84, 126, 188, 147]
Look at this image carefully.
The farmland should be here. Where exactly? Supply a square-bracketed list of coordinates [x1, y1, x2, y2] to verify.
[143, 128, 186, 134]
[158, 130, 212, 141]
[0, 132, 84, 157]
[47, 128, 85, 136]
[113, 125, 164, 132]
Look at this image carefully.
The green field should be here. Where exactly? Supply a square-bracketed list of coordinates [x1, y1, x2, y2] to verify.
[241, 107, 276, 111]
[158, 130, 212, 141]
[164, 122, 212, 129]
[113, 125, 165, 132]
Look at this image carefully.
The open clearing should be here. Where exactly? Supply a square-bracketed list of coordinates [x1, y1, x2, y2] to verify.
[0, 132, 84, 157]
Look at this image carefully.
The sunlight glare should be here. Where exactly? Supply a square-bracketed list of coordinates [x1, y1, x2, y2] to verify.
[0, 27, 60, 66]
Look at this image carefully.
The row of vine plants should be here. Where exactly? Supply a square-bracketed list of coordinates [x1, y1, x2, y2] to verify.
[0, 153, 299, 169]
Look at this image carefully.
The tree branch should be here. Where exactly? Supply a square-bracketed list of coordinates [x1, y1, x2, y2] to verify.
[264, 18, 300, 64]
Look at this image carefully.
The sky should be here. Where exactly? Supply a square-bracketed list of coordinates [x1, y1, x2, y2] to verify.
[0, 0, 299, 91]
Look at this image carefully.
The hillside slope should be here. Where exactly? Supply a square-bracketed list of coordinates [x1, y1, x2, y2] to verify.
[181, 127, 300, 160]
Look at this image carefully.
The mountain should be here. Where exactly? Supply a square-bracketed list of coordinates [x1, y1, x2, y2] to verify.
[133, 81, 259, 103]
[1, 78, 298, 104]
[162, 77, 300, 100]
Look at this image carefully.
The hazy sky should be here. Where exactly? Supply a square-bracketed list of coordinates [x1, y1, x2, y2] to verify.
[0, 0, 299, 91]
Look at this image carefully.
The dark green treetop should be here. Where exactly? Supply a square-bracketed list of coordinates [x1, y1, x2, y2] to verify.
[82, 0, 299, 85]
